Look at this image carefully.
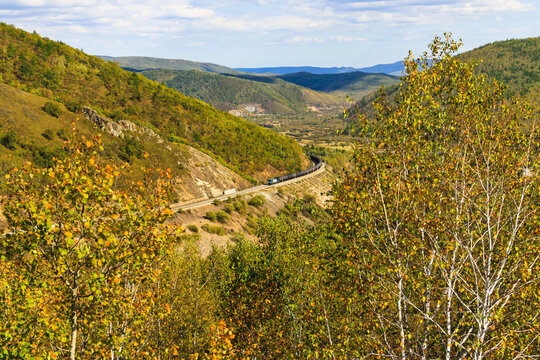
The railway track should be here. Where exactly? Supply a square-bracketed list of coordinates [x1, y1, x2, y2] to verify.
[170, 161, 326, 212]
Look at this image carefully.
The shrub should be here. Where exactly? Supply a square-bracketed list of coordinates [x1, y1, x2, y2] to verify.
[0, 131, 18, 150]
[243, 214, 259, 235]
[64, 99, 83, 113]
[41, 129, 54, 140]
[212, 199, 221, 206]
[216, 210, 230, 224]
[233, 199, 247, 214]
[248, 195, 265, 208]
[118, 137, 144, 163]
[56, 128, 68, 140]
[33, 147, 64, 168]
[223, 203, 235, 214]
[204, 211, 217, 221]
[201, 224, 225, 236]
[43, 101, 62, 118]
[187, 224, 198, 233]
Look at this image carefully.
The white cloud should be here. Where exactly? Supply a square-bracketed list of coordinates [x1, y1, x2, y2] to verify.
[0, 0, 537, 65]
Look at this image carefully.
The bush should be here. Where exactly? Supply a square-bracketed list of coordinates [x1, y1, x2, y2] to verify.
[248, 195, 265, 208]
[223, 203, 235, 214]
[178, 233, 201, 242]
[187, 224, 198, 233]
[216, 210, 230, 223]
[243, 214, 259, 235]
[212, 199, 221, 206]
[43, 101, 62, 118]
[201, 224, 225, 235]
[33, 147, 64, 168]
[0, 131, 18, 150]
[64, 99, 83, 113]
[41, 129, 54, 140]
[118, 137, 144, 163]
[204, 211, 217, 221]
[56, 128, 68, 140]
[233, 199, 247, 214]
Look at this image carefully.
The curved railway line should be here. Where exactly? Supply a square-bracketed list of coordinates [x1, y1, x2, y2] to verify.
[171, 154, 325, 211]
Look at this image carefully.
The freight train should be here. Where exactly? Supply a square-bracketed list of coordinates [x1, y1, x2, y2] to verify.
[267, 154, 322, 185]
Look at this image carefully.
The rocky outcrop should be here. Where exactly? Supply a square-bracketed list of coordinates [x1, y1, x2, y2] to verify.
[82, 107, 162, 143]
[82, 107, 126, 138]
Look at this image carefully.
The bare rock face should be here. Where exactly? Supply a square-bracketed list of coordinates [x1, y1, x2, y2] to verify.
[82, 107, 163, 143]
[82, 107, 126, 138]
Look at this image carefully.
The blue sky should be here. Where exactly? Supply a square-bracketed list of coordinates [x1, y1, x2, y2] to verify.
[0, 0, 538, 67]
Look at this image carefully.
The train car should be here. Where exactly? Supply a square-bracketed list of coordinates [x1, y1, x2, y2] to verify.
[266, 154, 322, 186]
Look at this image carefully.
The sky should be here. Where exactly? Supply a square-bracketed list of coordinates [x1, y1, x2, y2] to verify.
[0, 0, 539, 68]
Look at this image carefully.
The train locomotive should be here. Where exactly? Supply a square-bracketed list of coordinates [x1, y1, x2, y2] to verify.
[267, 154, 322, 185]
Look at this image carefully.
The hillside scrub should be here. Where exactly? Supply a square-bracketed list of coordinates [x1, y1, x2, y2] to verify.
[0, 22, 306, 179]
[42, 101, 62, 117]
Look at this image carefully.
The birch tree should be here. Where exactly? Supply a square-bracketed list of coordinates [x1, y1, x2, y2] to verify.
[332, 34, 539, 359]
[1, 135, 175, 359]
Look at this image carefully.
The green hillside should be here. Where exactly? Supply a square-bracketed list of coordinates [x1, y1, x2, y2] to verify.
[457, 36, 539, 102]
[277, 71, 400, 99]
[141, 69, 342, 113]
[0, 23, 306, 178]
[100, 55, 240, 74]
[350, 36, 539, 124]
[0, 82, 190, 182]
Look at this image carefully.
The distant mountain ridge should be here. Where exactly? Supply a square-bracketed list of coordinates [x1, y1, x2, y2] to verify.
[100, 55, 405, 76]
[235, 61, 405, 75]
[99, 55, 241, 74]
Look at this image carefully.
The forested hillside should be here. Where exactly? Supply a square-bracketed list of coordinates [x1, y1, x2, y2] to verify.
[142, 69, 341, 113]
[457, 36, 539, 102]
[277, 71, 400, 99]
[0, 23, 306, 178]
[350, 36, 539, 124]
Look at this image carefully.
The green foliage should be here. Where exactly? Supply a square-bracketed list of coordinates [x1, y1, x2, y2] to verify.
[277, 70, 400, 98]
[457, 36, 539, 103]
[56, 128, 68, 140]
[0, 130, 18, 149]
[187, 224, 198, 233]
[233, 199, 247, 214]
[150, 240, 220, 356]
[142, 69, 326, 114]
[117, 136, 144, 163]
[247, 194, 265, 208]
[243, 213, 259, 234]
[32, 146, 64, 168]
[215, 210, 230, 223]
[42, 101, 62, 118]
[101, 55, 240, 74]
[350, 36, 539, 126]
[204, 211, 217, 222]
[223, 203, 235, 214]
[201, 223, 225, 235]
[41, 128, 54, 140]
